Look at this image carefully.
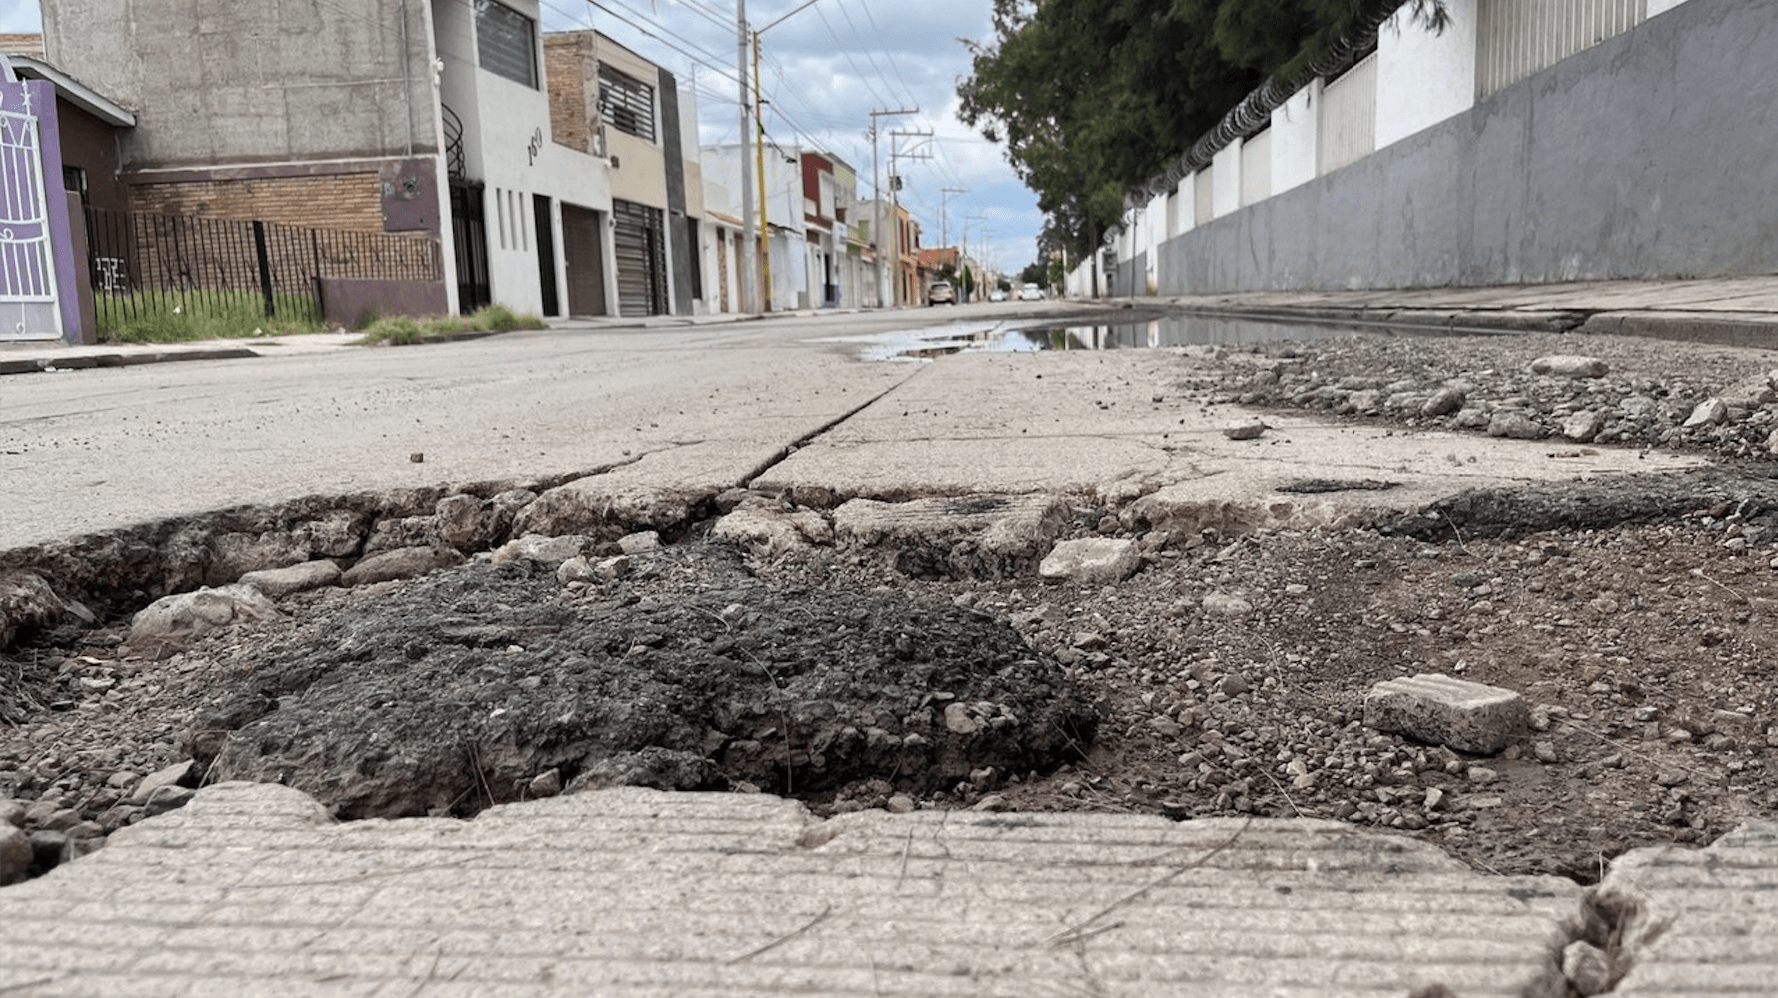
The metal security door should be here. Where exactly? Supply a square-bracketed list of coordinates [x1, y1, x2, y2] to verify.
[560, 203, 606, 317]
[449, 180, 490, 314]
[0, 83, 60, 340]
[612, 199, 666, 318]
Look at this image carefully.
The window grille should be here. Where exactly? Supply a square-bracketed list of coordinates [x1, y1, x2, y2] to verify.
[599, 65, 657, 143]
[477, 1, 537, 89]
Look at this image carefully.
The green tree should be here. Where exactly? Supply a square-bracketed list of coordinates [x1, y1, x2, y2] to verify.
[959, 0, 1446, 256]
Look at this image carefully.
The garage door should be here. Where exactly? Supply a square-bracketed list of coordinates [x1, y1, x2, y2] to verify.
[612, 199, 667, 317]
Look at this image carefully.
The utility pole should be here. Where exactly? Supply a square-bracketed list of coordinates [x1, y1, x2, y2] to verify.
[960, 212, 987, 304]
[887, 128, 932, 307]
[868, 109, 916, 309]
[737, 0, 756, 313]
[753, 31, 772, 312]
[748, 1, 834, 313]
[939, 187, 965, 254]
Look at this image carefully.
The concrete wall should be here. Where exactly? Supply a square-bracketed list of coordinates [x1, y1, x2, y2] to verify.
[1157, 0, 1778, 294]
[43, 0, 436, 170]
[1270, 82, 1319, 197]
[1374, 0, 1477, 150]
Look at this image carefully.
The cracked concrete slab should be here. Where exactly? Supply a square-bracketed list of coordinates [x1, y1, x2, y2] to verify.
[0, 782, 1588, 997]
[761, 351, 1702, 520]
[1602, 820, 1778, 995]
[0, 328, 915, 551]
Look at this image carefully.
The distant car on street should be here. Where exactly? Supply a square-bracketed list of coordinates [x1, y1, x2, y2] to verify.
[989, 289, 1007, 302]
[927, 281, 956, 306]
[1018, 283, 1044, 301]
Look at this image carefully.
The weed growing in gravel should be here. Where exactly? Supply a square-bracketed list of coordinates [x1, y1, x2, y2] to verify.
[99, 291, 328, 343]
[357, 305, 546, 346]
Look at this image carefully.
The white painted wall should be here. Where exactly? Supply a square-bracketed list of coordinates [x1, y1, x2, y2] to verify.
[437, 0, 613, 316]
[1211, 144, 1242, 218]
[1376, 0, 1478, 150]
[1270, 80, 1320, 196]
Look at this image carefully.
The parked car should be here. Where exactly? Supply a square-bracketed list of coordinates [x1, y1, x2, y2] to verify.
[928, 281, 957, 306]
[989, 289, 1007, 302]
[1018, 283, 1045, 301]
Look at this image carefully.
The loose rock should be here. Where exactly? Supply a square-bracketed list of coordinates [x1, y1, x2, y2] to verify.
[126, 585, 282, 660]
[1039, 538, 1140, 584]
[1531, 355, 1608, 379]
[341, 547, 464, 587]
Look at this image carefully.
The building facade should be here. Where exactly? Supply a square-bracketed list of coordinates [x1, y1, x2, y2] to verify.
[40, 0, 715, 322]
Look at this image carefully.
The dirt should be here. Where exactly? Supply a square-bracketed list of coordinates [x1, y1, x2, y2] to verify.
[5, 327, 1778, 887]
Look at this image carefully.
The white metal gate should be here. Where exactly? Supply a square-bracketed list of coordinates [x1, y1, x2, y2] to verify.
[1318, 52, 1378, 177]
[1477, 0, 1648, 99]
[0, 81, 61, 341]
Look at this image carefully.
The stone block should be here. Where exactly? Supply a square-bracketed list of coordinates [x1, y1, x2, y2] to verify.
[1364, 673, 1528, 755]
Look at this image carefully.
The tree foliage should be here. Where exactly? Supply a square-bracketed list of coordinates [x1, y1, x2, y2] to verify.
[959, 0, 1446, 255]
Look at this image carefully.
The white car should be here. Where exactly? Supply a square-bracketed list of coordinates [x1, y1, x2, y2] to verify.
[989, 289, 1007, 302]
[1018, 283, 1045, 301]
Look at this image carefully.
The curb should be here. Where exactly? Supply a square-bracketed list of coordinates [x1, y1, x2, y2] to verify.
[0, 347, 259, 376]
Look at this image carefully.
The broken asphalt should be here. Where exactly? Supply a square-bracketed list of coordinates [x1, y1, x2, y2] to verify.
[3, 276, 1777, 995]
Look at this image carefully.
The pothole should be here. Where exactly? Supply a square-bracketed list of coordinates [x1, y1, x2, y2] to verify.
[189, 550, 1098, 820]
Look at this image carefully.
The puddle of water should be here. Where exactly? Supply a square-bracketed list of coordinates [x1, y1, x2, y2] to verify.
[826, 314, 1358, 361]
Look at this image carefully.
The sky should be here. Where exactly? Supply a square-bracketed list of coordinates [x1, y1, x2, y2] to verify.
[0, 0, 1044, 275]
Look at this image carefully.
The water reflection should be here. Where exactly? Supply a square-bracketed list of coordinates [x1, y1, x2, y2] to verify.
[830, 313, 1358, 361]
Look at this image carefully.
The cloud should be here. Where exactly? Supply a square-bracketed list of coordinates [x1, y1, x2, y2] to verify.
[545, 0, 1045, 270]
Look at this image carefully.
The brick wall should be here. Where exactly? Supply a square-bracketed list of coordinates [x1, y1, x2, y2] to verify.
[0, 33, 45, 59]
[130, 174, 383, 233]
[544, 34, 594, 154]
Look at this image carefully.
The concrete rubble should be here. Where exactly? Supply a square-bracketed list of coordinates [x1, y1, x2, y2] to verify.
[1364, 674, 1531, 756]
[6, 278, 1778, 991]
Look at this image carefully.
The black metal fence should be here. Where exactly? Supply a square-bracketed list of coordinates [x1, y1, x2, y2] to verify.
[83, 208, 444, 333]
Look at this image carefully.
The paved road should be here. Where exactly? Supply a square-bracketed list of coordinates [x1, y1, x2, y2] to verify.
[0, 309, 1005, 550]
[1, 300, 1704, 552]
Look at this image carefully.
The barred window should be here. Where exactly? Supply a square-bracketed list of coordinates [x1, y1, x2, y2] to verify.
[477, 1, 537, 89]
[598, 65, 656, 143]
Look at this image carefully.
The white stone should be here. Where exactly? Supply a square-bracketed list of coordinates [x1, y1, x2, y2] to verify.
[239, 560, 342, 598]
[490, 534, 591, 566]
[126, 585, 281, 659]
[126, 761, 196, 807]
[1200, 592, 1253, 617]
[1682, 398, 1728, 427]
[1222, 419, 1267, 441]
[1562, 410, 1606, 442]
[1530, 355, 1608, 378]
[1039, 537, 1140, 584]
[617, 531, 661, 554]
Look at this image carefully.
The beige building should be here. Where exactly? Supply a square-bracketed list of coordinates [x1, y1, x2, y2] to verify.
[544, 31, 705, 317]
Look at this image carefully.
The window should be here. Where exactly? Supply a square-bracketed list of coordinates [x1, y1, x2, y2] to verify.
[63, 165, 87, 197]
[598, 65, 656, 143]
[477, 1, 537, 88]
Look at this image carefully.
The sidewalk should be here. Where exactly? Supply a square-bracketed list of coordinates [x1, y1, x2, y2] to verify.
[7, 275, 1777, 377]
[0, 306, 871, 376]
[1158, 274, 1778, 346]
[1, 782, 1771, 996]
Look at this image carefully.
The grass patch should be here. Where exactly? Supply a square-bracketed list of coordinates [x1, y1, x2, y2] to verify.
[357, 305, 547, 346]
[97, 291, 328, 343]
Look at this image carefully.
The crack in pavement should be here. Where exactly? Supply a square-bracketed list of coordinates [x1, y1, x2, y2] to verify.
[738, 366, 929, 488]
